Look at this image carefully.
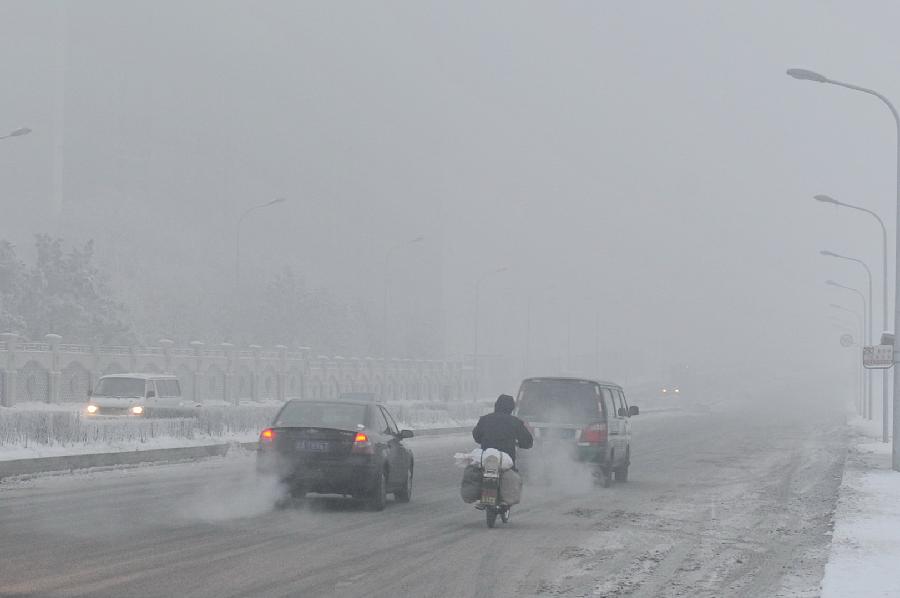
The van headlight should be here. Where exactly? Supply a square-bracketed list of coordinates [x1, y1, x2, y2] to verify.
[86, 404, 98, 414]
[130, 406, 144, 415]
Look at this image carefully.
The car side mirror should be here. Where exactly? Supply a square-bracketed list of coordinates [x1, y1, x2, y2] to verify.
[629, 405, 639, 416]
[146, 390, 156, 398]
[399, 429, 414, 439]
[618, 407, 627, 417]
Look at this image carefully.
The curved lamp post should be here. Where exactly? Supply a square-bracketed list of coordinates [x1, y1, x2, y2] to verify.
[816, 194, 890, 439]
[830, 302, 866, 414]
[789, 66, 900, 461]
[235, 198, 286, 292]
[827, 279, 871, 418]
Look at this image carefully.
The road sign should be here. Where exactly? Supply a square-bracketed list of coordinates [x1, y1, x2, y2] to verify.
[840, 334, 854, 348]
[863, 345, 894, 369]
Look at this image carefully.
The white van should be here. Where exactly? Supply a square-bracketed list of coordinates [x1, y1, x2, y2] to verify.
[86, 373, 194, 417]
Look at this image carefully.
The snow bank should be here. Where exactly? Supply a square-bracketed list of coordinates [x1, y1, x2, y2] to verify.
[0, 404, 279, 454]
[821, 417, 900, 598]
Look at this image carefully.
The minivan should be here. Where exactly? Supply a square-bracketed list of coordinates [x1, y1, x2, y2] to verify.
[514, 377, 638, 487]
[86, 373, 192, 417]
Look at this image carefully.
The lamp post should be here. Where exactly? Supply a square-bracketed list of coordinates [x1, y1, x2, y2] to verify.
[816, 195, 890, 440]
[830, 302, 866, 414]
[473, 266, 509, 400]
[382, 235, 424, 358]
[235, 197, 286, 293]
[821, 250, 874, 417]
[0, 127, 31, 141]
[827, 279, 871, 417]
[788, 66, 900, 466]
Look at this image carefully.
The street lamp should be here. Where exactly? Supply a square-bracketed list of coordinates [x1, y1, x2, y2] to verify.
[816, 194, 890, 439]
[382, 235, 425, 358]
[788, 66, 900, 466]
[0, 127, 31, 141]
[235, 197, 287, 292]
[473, 266, 509, 400]
[820, 250, 873, 343]
[827, 279, 871, 417]
[830, 302, 866, 414]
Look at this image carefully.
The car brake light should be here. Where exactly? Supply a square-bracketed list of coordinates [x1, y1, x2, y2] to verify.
[260, 428, 276, 442]
[579, 423, 607, 444]
[352, 431, 375, 455]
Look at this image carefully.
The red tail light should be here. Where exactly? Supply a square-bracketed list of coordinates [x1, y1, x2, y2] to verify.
[352, 431, 375, 455]
[260, 428, 276, 442]
[579, 423, 607, 445]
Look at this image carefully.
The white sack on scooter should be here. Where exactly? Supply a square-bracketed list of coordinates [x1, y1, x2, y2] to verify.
[453, 448, 514, 470]
[467, 448, 515, 470]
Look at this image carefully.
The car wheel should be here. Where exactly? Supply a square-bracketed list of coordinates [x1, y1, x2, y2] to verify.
[594, 466, 612, 488]
[395, 466, 413, 503]
[615, 449, 630, 482]
[368, 469, 388, 511]
[602, 468, 613, 487]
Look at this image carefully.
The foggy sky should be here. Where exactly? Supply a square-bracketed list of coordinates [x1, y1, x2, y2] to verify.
[2, 1, 897, 393]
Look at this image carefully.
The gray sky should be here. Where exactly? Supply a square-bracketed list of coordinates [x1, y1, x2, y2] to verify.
[2, 1, 898, 392]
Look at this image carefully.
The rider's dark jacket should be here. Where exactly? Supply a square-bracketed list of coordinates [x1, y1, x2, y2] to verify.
[472, 394, 533, 463]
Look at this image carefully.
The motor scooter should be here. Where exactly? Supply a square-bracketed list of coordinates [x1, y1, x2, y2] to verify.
[476, 452, 510, 528]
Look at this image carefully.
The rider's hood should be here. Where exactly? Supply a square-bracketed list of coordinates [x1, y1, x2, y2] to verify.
[494, 394, 515, 414]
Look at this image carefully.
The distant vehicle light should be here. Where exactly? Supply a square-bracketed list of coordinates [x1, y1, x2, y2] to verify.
[86, 404, 98, 414]
[130, 406, 144, 415]
[661, 388, 668, 393]
[674, 388, 680, 393]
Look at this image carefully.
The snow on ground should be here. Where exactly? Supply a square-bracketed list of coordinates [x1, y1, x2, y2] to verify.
[0, 432, 261, 461]
[821, 416, 900, 598]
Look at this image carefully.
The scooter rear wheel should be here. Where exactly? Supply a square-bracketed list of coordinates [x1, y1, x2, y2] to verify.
[486, 508, 498, 528]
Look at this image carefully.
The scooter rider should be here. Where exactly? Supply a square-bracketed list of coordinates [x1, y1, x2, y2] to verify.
[472, 394, 533, 465]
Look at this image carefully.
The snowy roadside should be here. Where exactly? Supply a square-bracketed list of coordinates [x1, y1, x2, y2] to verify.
[821, 416, 900, 598]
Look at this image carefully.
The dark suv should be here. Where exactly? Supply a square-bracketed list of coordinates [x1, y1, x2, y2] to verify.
[514, 377, 638, 487]
[256, 398, 414, 510]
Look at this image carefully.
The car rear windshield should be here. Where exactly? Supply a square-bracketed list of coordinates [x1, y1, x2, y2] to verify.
[516, 379, 604, 423]
[93, 378, 146, 398]
[274, 401, 368, 430]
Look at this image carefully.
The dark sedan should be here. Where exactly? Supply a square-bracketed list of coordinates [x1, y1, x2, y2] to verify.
[256, 398, 414, 510]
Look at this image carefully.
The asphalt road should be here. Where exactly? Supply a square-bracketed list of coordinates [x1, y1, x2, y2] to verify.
[0, 393, 849, 598]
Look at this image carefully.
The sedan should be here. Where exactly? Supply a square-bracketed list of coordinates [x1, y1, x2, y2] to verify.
[256, 398, 414, 510]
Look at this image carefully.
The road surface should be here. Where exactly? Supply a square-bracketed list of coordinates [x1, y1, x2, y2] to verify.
[0, 393, 848, 597]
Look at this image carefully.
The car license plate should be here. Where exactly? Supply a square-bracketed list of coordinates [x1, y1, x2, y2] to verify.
[296, 440, 329, 452]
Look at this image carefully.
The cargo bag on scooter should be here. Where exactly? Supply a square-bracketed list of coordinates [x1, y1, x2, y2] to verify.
[460, 464, 483, 503]
[499, 469, 523, 505]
